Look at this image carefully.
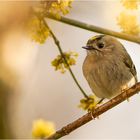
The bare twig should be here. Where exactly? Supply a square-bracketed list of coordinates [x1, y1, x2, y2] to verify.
[41, 17, 89, 99]
[34, 10, 89, 98]
[45, 13, 140, 44]
[47, 82, 140, 139]
[48, 26, 89, 98]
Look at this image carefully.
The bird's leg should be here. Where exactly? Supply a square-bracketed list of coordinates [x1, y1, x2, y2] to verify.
[121, 85, 130, 102]
[89, 109, 96, 120]
[89, 108, 101, 120]
[96, 98, 104, 119]
[89, 98, 104, 120]
[97, 98, 105, 105]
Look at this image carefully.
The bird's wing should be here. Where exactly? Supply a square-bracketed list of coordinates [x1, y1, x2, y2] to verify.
[122, 50, 137, 82]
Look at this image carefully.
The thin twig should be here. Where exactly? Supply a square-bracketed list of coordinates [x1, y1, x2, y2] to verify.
[33, 10, 89, 98]
[46, 82, 140, 139]
[48, 25, 89, 98]
[45, 13, 140, 44]
[42, 18, 89, 98]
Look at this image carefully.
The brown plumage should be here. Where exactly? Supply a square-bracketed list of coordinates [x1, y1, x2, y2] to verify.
[82, 35, 137, 99]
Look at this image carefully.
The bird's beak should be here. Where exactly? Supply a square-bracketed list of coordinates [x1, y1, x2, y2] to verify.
[82, 46, 100, 51]
[82, 46, 94, 50]
[82, 46, 92, 50]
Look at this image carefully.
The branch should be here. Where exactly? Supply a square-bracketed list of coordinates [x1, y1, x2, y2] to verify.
[41, 17, 89, 99]
[47, 82, 140, 139]
[33, 9, 89, 98]
[45, 13, 140, 44]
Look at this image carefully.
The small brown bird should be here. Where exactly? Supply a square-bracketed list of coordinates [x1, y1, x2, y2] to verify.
[82, 35, 137, 99]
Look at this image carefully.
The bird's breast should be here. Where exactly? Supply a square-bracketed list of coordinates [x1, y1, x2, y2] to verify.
[82, 55, 136, 99]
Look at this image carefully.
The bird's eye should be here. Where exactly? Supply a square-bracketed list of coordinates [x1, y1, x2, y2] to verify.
[97, 43, 104, 49]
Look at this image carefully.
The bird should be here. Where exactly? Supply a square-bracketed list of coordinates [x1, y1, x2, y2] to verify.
[82, 35, 137, 99]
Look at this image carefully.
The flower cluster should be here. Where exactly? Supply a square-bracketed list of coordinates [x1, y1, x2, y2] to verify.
[48, 0, 73, 18]
[27, 16, 50, 44]
[27, 0, 73, 44]
[117, 0, 140, 36]
[121, 0, 140, 9]
[117, 12, 140, 35]
[51, 51, 78, 73]
[41, 0, 73, 19]
[32, 119, 55, 138]
[78, 95, 100, 111]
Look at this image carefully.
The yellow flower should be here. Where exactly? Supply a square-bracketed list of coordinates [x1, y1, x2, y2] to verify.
[121, 0, 139, 9]
[117, 11, 140, 35]
[78, 95, 100, 111]
[32, 119, 55, 138]
[41, 0, 73, 19]
[26, 0, 73, 44]
[51, 51, 78, 73]
[48, 0, 73, 18]
[27, 16, 50, 44]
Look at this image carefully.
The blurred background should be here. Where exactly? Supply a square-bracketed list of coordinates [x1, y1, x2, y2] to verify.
[0, 0, 140, 139]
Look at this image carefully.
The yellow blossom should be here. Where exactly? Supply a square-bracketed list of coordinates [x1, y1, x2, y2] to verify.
[32, 119, 55, 138]
[117, 11, 140, 35]
[27, 16, 50, 44]
[26, 0, 73, 44]
[42, 0, 73, 19]
[51, 51, 78, 73]
[78, 95, 100, 111]
[121, 0, 139, 9]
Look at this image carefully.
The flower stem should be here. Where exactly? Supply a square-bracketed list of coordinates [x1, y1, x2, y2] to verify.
[42, 18, 89, 99]
[34, 11, 89, 98]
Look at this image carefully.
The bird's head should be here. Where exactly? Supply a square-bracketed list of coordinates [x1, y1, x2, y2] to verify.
[82, 35, 123, 57]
